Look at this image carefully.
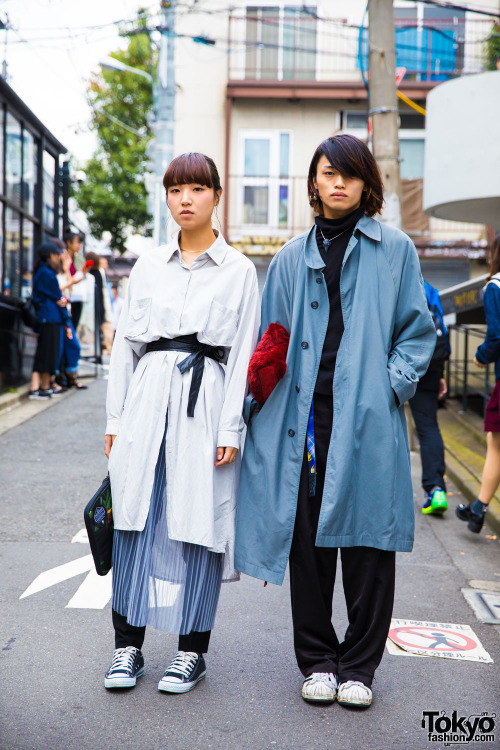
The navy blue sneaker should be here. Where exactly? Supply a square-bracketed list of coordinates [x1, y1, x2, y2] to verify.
[104, 647, 144, 688]
[158, 651, 206, 694]
[455, 502, 485, 533]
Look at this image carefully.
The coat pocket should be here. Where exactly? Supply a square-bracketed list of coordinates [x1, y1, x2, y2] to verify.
[126, 297, 152, 338]
[202, 299, 239, 347]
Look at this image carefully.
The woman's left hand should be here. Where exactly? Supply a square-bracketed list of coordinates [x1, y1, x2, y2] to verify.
[215, 447, 238, 467]
[474, 356, 487, 369]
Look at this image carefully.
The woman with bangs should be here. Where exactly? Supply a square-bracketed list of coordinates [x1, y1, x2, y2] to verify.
[236, 134, 436, 708]
[104, 153, 259, 694]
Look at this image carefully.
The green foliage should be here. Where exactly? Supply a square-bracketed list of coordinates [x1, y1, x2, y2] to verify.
[76, 17, 155, 253]
[485, 23, 500, 71]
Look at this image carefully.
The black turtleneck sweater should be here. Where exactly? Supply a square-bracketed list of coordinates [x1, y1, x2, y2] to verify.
[314, 205, 365, 395]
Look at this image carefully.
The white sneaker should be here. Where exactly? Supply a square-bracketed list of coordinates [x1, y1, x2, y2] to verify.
[301, 672, 338, 703]
[337, 680, 372, 708]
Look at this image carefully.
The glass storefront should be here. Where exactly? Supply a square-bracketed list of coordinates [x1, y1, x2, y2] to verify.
[0, 77, 66, 388]
[5, 207, 21, 298]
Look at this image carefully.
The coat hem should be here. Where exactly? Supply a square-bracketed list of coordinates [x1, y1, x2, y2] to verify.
[315, 533, 414, 552]
[234, 556, 285, 586]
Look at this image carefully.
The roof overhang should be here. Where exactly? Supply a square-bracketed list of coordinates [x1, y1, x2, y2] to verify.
[227, 79, 436, 102]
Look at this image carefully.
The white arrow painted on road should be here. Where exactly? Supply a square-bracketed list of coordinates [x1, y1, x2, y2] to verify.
[66, 567, 112, 609]
[20, 555, 94, 599]
[20, 532, 113, 609]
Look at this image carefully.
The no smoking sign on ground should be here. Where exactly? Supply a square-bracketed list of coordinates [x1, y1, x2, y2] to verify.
[387, 619, 493, 663]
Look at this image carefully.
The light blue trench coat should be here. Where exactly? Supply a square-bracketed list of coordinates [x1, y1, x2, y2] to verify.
[235, 215, 436, 585]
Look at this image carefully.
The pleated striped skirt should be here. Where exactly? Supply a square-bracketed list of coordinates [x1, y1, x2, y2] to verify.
[111, 426, 224, 634]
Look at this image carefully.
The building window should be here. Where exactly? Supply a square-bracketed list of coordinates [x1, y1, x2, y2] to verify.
[6, 111, 22, 206]
[22, 129, 37, 217]
[245, 5, 317, 80]
[43, 151, 55, 230]
[239, 129, 291, 230]
[400, 138, 425, 179]
[5, 206, 21, 297]
[22, 219, 34, 298]
[393, 6, 465, 81]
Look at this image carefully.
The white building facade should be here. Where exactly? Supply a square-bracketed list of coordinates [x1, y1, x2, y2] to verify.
[171, 0, 499, 286]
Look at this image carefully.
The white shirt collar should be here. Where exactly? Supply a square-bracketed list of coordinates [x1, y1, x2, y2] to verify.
[163, 230, 228, 266]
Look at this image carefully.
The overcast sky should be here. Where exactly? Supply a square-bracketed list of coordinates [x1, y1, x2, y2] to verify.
[0, 0, 159, 164]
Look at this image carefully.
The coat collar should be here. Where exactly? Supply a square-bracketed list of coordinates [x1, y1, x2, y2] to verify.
[304, 214, 381, 269]
[163, 229, 228, 266]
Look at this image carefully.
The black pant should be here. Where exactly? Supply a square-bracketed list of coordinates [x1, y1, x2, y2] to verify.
[289, 393, 396, 687]
[409, 368, 446, 494]
[70, 301, 83, 331]
[112, 609, 211, 654]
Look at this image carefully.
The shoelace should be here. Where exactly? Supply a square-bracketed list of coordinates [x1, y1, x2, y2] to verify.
[306, 672, 336, 685]
[165, 651, 198, 678]
[110, 646, 138, 673]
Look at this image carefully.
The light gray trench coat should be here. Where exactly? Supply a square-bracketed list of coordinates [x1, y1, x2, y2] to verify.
[235, 215, 436, 585]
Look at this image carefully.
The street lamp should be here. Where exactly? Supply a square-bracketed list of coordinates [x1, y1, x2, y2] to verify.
[99, 56, 153, 83]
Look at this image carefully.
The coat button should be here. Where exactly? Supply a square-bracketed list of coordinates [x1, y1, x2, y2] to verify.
[296, 385, 300, 393]
[301, 341, 308, 349]
[288, 429, 295, 437]
[311, 301, 318, 309]
[316, 277, 322, 284]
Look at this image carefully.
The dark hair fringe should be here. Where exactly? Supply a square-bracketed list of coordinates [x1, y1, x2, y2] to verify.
[163, 153, 222, 194]
[488, 233, 500, 279]
[307, 134, 384, 218]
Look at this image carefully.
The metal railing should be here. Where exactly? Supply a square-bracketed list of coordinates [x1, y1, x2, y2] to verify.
[227, 11, 493, 82]
[446, 323, 494, 414]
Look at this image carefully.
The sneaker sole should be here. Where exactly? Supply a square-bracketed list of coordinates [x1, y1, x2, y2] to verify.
[104, 667, 144, 689]
[302, 693, 336, 704]
[337, 697, 372, 708]
[422, 502, 448, 516]
[158, 670, 206, 694]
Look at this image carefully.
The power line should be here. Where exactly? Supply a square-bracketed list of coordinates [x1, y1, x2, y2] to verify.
[406, 0, 500, 19]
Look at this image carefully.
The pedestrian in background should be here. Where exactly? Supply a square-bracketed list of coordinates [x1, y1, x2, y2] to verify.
[29, 243, 71, 400]
[409, 280, 450, 516]
[99, 256, 114, 354]
[111, 283, 123, 334]
[457, 233, 500, 533]
[236, 134, 436, 709]
[56, 248, 87, 390]
[104, 153, 259, 695]
[64, 229, 86, 330]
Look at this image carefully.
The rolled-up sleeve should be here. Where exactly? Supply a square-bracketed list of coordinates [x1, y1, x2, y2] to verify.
[217, 269, 260, 449]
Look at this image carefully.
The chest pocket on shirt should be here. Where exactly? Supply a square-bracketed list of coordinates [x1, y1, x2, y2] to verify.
[127, 297, 152, 338]
[203, 299, 239, 347]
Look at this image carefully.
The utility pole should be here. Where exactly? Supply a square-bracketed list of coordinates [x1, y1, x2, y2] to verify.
[153, 0, 176, 246]
[368, 0, 402, 229]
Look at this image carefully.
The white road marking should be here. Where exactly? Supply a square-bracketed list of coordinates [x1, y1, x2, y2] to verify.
[71, 528, 89, 544]
[66, 568, 112, 609]
[20, 555, 93, 599]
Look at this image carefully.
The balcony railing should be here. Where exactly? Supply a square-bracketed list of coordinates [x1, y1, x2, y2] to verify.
[227, 10, 493, 83]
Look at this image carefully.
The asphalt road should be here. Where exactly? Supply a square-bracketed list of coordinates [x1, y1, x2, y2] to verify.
[1, 378, 499, 750]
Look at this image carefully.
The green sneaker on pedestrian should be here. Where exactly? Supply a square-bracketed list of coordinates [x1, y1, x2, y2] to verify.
[422, 488, 447, 515]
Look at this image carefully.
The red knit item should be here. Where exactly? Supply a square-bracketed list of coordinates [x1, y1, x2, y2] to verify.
[248, 323, 290, 406]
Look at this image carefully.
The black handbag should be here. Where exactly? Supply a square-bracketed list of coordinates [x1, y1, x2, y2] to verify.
[20, 296, 39, 331]
[84, 475, 113, 576]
